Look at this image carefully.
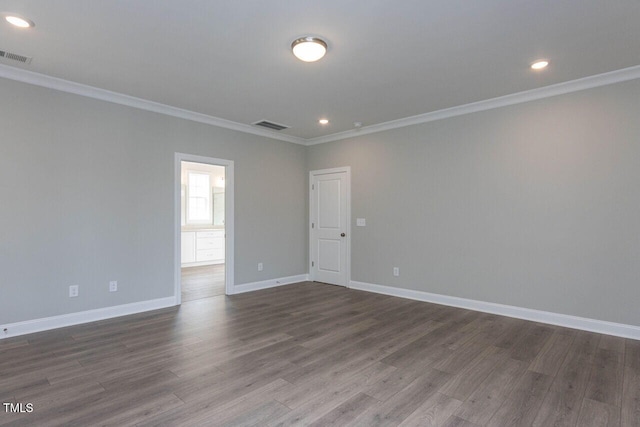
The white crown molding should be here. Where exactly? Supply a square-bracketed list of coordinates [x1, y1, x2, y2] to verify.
[232, 274, 309, 294]
[349, 280, 640, 340]
[0, 297, 176, 340]
[2, 63, 639, 147]
[0, 64, 306, 146]
[306, 64, 640, 145]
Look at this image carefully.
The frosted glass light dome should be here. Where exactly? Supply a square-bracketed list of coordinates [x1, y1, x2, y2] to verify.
[5, 15, 35, 28]
[291, 37, 327, 62]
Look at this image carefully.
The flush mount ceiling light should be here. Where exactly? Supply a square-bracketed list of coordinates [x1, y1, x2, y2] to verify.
[4, 14, 35, 28]
[291, 37, 327, 62]
[318, 118, 329, 125]
[531, 59, 549, 70]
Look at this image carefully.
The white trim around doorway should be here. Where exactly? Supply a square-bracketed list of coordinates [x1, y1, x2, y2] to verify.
[175, 153, 235, 303]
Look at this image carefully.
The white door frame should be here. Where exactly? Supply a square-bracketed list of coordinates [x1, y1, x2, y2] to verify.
[175, 152, 235, 304]
[309, 166, 351, 287]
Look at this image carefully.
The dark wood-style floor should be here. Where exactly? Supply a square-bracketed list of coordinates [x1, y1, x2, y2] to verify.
[181, 264, 225, 302]
[1, 282, 638, 426]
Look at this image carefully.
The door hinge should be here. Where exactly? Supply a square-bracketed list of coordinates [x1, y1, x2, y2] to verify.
[311, 222, 314, 229]
[312, 184, 315, 190]
[311, 261, 314, 267]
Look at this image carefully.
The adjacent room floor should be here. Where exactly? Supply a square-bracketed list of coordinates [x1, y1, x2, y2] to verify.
[181, 264, 225, 302]
[0, 282, 638, 426]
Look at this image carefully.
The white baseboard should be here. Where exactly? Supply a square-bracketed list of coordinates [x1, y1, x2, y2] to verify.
[233, 274, 309, 295]
[0, 297, 176, 340]
[349, 280, 640, 340]
[181, 260, 224, 268]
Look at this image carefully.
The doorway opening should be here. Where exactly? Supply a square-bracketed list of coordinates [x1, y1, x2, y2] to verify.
[175, 153, 234, 304]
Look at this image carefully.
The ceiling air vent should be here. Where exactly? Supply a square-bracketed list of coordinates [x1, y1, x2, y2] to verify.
[0, 49, 32, 64]
[252, 120, 289, 131]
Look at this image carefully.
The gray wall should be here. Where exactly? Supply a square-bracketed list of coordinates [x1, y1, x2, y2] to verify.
[3, 74, 639, 329]
[307, 79, 640, 326]
[0, 78, 307, 324]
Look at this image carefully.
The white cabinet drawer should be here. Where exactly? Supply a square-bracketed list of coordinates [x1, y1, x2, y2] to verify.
[197, 237, 224, 250]
[196, 230, 223, 239]
[182, 229, 224, 265]
[196, 248, 224, 262]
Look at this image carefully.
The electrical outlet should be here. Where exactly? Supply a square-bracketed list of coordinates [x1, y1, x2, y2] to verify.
[109, 281, 118, 292]
[357, 218, 366, 226]
[258, 262, 263, 272]
[393, 267, 400, 277]
[69, 285, 79, 298]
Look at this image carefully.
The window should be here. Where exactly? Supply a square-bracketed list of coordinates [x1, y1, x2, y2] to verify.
[186, 172, 212, 224]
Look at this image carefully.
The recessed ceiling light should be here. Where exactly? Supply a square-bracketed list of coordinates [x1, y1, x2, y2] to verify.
[5, 15, 35, 28]
[291, 37, 327, 62]
[531, 60, 549, 70]
[319, 118, 329, 125]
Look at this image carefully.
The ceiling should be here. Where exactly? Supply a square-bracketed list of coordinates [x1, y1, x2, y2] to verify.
[1, 1, 639, 142]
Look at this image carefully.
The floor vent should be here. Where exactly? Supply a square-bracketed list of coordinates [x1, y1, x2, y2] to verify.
[252, 120, 290, 131]
[0, 49, 32, 64]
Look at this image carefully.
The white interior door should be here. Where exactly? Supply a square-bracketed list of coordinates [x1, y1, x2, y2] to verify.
[310, 168, 350, 286]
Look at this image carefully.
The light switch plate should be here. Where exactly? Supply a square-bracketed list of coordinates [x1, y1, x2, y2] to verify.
[356, 218, 366, 226]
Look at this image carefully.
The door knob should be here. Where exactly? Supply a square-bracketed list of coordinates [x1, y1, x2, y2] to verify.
[340, 233, 346, 237]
